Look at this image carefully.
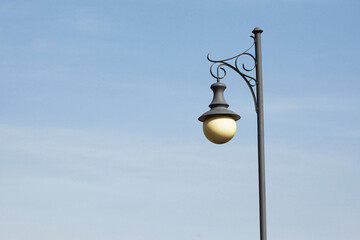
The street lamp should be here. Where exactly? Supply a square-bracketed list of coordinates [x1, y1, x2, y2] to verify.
[198, 27, 267, 240]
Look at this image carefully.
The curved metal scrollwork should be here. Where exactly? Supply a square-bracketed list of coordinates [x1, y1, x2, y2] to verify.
[207, 35, 258, 112]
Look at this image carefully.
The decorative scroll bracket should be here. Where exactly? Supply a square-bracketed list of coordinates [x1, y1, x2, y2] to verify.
[207, 35, 258, 113]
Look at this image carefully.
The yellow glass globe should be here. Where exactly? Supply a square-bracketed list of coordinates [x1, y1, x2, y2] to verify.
[203, 115, 237, 144]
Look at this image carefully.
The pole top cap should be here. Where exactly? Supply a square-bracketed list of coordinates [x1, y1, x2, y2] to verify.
[252, 27, 263, 34]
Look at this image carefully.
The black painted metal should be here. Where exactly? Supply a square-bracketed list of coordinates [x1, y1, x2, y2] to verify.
[198, 82, 240, 122]
[199, 27, 267, 240]
[253, 27, 267, 240]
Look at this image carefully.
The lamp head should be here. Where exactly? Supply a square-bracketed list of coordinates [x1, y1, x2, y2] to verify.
[198, 82, 240, 144]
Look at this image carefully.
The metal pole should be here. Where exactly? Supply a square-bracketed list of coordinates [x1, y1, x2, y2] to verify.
[252, 27, 267, 240]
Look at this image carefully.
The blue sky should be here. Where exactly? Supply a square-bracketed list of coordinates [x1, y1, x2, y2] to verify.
[0, 0, 359, 239]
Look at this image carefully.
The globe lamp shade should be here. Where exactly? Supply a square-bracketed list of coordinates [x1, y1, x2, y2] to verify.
[198, 82, 240, 144]
[203, 115, 237, 144]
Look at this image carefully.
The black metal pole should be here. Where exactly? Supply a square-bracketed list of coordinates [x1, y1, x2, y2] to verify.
[252, 27, 267, 240]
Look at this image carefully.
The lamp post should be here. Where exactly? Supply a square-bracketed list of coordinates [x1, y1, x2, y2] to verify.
[198, 27, 267, 240]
